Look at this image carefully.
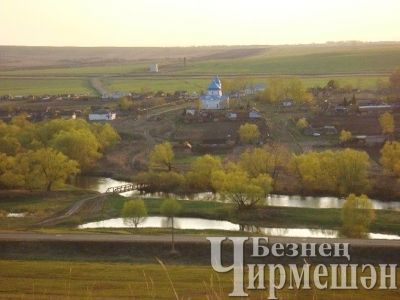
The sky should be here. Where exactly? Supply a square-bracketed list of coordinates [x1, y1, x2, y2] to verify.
[1, 0, 400, 47]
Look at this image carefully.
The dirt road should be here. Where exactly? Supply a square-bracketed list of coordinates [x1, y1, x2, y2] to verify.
[0, 232, 399, 248]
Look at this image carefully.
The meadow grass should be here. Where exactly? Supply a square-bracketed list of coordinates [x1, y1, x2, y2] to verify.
[0, 259, 399, 299]
[0, 75, 387, 96]
[102, 197, 400, 235]
[0, 62, 149, 76]
[0, 78, 95, 95]
[176, 48, 400, 75]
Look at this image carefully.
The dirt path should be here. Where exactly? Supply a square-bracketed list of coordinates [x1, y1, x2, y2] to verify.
[38, 194, 107, 225]
[89, 77, 108, 96]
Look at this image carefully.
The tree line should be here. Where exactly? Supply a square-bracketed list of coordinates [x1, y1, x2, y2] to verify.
[0, 116, 120, 191]
[135, 141, 400, 208]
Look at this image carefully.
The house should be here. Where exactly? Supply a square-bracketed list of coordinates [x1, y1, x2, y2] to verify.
[227, 112, 238, 120]
[354, 135, 386, 147]
[244, 83, 266, 95]
[281, 100, 294, 108]
[249, 108, 262, 119]
[185, 108, 196, 116]
[102, 91, 129, 100]
[200, 76, 229, 110]
[358, 104, 392, 115]
[88, 109, 116, 121]
[149, 64, 159, 73]
[322, 126, 338, 135]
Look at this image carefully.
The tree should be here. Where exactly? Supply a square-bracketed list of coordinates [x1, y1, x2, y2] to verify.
[341, 194, 375, 238]
[160, 198, 181, 253]
[389, 68, 400, 89]
[25, 148, 79, 191]
[136, 171, 185, 193]
[326, 80, 339, 90]
[380, 141, 400, 177]
[379, 112, 395, 135]
[351, 94, 357, 106]
[90, 123, 120, 150]
[51, 129, 102, 171]
[186, 155, 223, 191]
[119, 97, 134, 111]
[239, 144, 291, 181]
[122, 199, 147, 228]
[296, 118, 309, 129]
[0, 153, 22, 189]
[149, 142, 174, 171]
[339, 130, 352, 144]
[291, 149, 370, 195]
[238, 123, 260, 144]
[259, 77, 313, 104]
[211, 163, 273, 210]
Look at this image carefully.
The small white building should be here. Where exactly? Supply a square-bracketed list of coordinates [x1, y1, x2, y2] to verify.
[149, 64, 159, 73]
[88, 109, 116, 121]
[249, 108, 262, 119]
[200, 76, 229, 110]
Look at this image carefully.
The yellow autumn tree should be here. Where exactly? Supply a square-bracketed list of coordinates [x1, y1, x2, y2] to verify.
[149, 142, 174, 171]
[238, 123, 260, 144]
[291, 149, 370, 195]
[339, 130, 352, 143]
[379, 112, 395, 135]
[296, 118, 309, 129]
[380, 141, 400, 177]
[341, 194, 375, 238]
[186, 155, 223, 191]
[211, 163, 273, 210]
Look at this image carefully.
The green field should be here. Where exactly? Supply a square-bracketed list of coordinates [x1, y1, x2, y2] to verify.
[104, 75, 387, 93]
[0, 260, 399, 299]
[0, 63, 149, 76]
[2, 44, 400, 76]
[176, 48, 400, 75]
[1, 44, 398, 95]
[104, 78, 209, 93]
[0, 75, 388, 96]
[0, 78, 95, 95]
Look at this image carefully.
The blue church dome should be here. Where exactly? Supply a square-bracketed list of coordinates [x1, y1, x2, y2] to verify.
[208, 76, 221, 90]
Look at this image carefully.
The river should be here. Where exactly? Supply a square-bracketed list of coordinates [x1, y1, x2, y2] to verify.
[78, 216, 400, 240]
[73, 176, 400, 210]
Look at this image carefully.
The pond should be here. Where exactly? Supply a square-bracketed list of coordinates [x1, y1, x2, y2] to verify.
[73, 176, 400, 210]
[78, 216, 400, 240]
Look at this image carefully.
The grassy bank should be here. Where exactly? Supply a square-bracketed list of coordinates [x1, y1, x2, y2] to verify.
[100, 197, 400, 235]
[0, 190, 98, 229]
[0, 259, 399, 299]
[1, 191, 399, 236]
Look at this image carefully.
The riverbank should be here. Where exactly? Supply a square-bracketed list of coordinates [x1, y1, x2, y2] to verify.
[1, 190, 400, 236]
[62, 196, 400, 236]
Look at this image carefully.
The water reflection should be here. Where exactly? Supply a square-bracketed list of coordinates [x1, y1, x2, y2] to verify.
[73, 176, 400, 210]
[78, 216, 400, 240]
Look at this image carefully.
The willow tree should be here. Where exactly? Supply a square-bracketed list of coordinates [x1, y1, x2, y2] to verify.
[238, 123, 260, 144]
[211, 163, 273, 210]
[122, 199, 147, 228]
[149, 142, 174, 171]
[380, 141, 400, 177]
[341, 194, 375, 238]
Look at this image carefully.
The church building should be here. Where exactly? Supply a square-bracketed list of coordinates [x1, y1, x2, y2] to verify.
[200, 76, 229, 109]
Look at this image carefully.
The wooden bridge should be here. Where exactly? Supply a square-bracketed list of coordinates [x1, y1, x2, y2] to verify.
[105, 183, 147, 194]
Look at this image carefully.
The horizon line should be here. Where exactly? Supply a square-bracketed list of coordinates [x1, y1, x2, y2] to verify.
[1, 40, 400, 48]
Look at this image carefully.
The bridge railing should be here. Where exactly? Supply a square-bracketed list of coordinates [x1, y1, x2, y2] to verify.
[105, 183, 147, 194]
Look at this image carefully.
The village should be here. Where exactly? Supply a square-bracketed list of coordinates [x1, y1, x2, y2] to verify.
[1, 71, 399, 173]
[2, 0, 400, 297]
